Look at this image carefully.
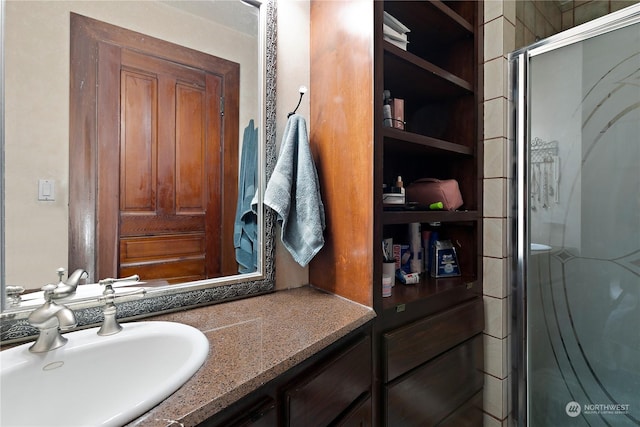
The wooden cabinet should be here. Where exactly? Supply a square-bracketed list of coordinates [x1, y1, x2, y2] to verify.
[283, 335, 371, 426]
[383, 304, 484, 426]
[382, 299, 484, 383]
[200, 325, 372, 427]
[309, 1, 484, 425]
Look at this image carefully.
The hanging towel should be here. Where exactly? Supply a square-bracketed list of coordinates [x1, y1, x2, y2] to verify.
[264, 114, 325, 266]
[234, 119, 259, 273]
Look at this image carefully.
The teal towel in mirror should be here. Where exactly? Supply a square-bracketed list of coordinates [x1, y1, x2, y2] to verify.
[234, 119, 259, 273]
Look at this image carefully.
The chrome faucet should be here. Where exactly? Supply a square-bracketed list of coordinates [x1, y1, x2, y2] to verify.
[27, 284, 78, 353]
[52, 267, 88, 299]
[97, 275, 144, 336]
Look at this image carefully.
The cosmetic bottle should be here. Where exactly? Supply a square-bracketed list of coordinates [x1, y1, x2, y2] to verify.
[383, 90, 393, 127]
[395, 176, 405, 201]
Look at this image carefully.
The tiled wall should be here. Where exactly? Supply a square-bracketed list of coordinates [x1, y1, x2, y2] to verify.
[482, 2, 515, 425]
[515, 0, 639, 49]
[482, 1, 638, 425]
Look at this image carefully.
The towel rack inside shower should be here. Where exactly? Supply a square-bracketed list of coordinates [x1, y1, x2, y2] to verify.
[531, 137, 558, 163]
[530, 137, 560, 209]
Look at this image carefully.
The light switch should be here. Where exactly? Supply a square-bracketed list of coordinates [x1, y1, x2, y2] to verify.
[38, 179, 55, 201]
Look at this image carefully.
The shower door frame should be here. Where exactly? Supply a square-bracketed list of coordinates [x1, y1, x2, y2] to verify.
[508, 4, 640, 426]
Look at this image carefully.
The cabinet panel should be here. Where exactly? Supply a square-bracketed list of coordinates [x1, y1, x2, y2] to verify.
[384, 334, 483, 426]
[283, 335, 372, 427]
[200, 397, 276, 427]
[437, 390, 483, 427]
[383, 298, 483, 382]
[335, 395, 372, 427]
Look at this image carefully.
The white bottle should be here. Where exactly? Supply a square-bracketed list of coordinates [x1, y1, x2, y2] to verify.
[396, 175, 405, 202]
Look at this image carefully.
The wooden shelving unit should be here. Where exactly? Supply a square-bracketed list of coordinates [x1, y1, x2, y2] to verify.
[310, 1, 484, 425]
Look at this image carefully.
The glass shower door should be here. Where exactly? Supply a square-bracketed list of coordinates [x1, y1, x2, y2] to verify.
[511, 5, 640, 426]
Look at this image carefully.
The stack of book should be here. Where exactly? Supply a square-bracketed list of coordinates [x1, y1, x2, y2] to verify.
[383, 11, 410, 51]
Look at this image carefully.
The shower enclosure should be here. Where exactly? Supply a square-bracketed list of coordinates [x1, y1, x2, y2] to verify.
[510, 4, 640, 426]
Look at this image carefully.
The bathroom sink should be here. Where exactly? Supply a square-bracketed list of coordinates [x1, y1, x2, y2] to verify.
[0, 321, 209, 426]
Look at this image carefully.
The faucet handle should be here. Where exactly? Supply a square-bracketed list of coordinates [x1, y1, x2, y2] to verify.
[6, 285, 25, 305]
[42, 283, 58, 302]
[97, 277, 144, 336]
[98, 274, 140, 286]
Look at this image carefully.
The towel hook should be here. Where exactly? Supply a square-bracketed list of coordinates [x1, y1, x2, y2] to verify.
[288, 85, 308, 118]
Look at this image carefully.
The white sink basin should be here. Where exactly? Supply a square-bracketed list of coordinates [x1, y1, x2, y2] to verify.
[1, 321, 209, 426]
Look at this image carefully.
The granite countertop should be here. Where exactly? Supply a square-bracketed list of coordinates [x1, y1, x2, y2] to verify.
[126, 285, 375, 427]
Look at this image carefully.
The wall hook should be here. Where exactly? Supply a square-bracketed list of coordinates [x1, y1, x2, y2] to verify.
[288, 85, 308, 118]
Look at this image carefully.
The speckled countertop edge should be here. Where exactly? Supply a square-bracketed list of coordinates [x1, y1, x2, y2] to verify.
[126, 286, 375, 427]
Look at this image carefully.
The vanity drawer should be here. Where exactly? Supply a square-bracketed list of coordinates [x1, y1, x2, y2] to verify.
[437, 390, 483, 427]
[382, 298, 483, 382]
[283, 334, 372, 427]
[211, 397, 277, 427]
[384, 334, 484, 426]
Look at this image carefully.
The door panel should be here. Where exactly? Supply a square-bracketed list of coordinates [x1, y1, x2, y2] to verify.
[70, 15, 240, 283]
[120, 69, 157, 212]
[175, 83, 207, 213]
[116, 49, 221, 283]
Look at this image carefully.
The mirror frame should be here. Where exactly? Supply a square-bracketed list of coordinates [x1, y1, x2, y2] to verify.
[0, 0, 277, 343]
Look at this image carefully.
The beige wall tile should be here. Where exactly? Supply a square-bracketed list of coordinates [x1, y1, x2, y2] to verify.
[504, 0, 517, 25]
[484, 137, 507, 179]
[484, 178, 507, 218]
[575, 1, 610, 25]
[484, 98, 506, 140]
[484, 373, 510, 419]
[515, 17, 525, 48]
[562, 9, 574, 30]
[485, 0, 504, 23]
[483, 256, 508, 298]
[504, 17, 516, 54]
[484, 413, 509, 427]
[484, 334, 510, 379]
[484, 17, 505, 61]
[611, 1, 640, 12]
[484, 295, 508, 339]
[484, 57, 506, 101]
[523, 1, 536, 31]
[534, 9, 545, 39]
[484, 217, 507, 258]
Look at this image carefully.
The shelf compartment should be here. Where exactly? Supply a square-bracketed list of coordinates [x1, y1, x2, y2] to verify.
[381, 57, 476, 145]
[382, 128, 473, 156]
[384, 1, 473, 47]
[383, 1, 475, 83]
[381, 275, 478, 312]
[382, 210, 478, 225]
[383, 43, 472, 100]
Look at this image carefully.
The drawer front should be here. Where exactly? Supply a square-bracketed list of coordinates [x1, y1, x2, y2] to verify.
[284, 334, 372, 427]
[383, 298, 483, 382]
[201, 396, 277, 427]
[385, 334, 483, 427]
[437, 390, 483, 427]
[335, 395, 372, 427]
